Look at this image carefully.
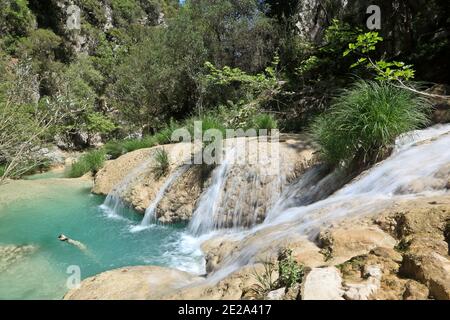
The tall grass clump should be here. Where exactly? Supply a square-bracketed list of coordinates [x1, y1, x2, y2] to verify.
[104, 136, 158, 159]
[153, 120, 181, 145]
[68, 149, 106, 178]
[311, 81, 430, 168]
[253, 113, 278, 131]
[151, 148, 170, 179]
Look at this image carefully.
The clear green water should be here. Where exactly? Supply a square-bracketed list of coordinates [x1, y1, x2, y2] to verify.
[0, 179, 202, 300]
[24, 170, 66, 180]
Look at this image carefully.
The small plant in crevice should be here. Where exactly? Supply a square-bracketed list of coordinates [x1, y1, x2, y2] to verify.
[444, 219, 450, 255]
[336, 255, 367, 277]
[394, 238, 412, 253]
[151, 148, 170, 180]
[251, 259, 278, 299]
[277, 249, 304, 289]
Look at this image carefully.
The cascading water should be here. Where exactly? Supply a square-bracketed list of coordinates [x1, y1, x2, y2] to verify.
[188, 143, 290, 236]
[191, 124, 450, 282]
[188, 149, 234, 235]
[100, 156, 153, 219]
[131, 165, 191, 232]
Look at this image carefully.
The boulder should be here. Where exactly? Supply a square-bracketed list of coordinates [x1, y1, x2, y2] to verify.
[160, 264, 273, 300]
[318, 225, 397, 264]
[403, 280, 429, 300]
[343, 265, 382, 300]
[301, 267, 344, 300]
[400, 252, 450, 300]
[266, 288, 286, 300]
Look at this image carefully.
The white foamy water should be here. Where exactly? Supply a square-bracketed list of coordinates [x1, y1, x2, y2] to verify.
[100, 155, 153, 219]
[188, 144, 289, 236]
[131, 164, 190, 232]
[188, 149, 235, 235]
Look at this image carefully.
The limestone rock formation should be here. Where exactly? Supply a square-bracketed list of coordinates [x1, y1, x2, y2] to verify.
[93, 135, 315, 225]
[64, 266, 203, 300]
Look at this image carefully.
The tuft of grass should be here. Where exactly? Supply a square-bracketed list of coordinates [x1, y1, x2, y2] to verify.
[311, 81, 430, 167]
[251, 259, 278, 299]
[152, 120, 181, 145]
[104, 140, 126, 159]
[253, 113, 278, 132]
[151, 148, 170, 179]
[68, 149, 106, 178]
[0, 164, 5, 178]
[104, 136, 157, 159]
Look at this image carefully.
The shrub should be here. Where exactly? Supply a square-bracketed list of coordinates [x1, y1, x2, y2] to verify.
[122, 136, 156, 152]
[104, 140, 126, 159]
[253, 113, 278, 131]
[104, 136, 157, 159]
[311, 81, 430, 167]
[153, 120, 181, 145]
[68, 150, 106, 178]
[278, 249, 304, 288]
[151, 148, 170, 179]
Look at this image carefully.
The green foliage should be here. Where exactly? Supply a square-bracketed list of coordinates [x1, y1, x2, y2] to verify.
[253, 113, 278, 131]
[295, 19, 359, 79]
[344, 32, 415, 81]
[104, 136, 157, 159]
[153, 120, 182, 145]
[17, 28, 62, 73]
[0, 0, 35, 52]
[111, 0, 278, 129]
[151, 148, 170, 179]
[343, 31, 383, 56]
[278, 249, 304, 288]
[311, 81, 430, 167]
[204, 59, 279, 101]
[86, 112, 116, 135]
[68, 150, 106, 178]
[0, 164, 6, 178]
[78, 0, 107, 25]
[111, 0, 145, 26]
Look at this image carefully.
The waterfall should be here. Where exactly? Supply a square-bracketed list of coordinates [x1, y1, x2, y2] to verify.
[199, 124, 450, 282]
[100, 157, 153, 219]
[135, 164, 190, 230]
[188, 144, 288, 236]
[188, 149, 234, 235]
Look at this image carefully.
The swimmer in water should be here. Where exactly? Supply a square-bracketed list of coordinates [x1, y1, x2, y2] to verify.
[58, 234, 87, 251]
